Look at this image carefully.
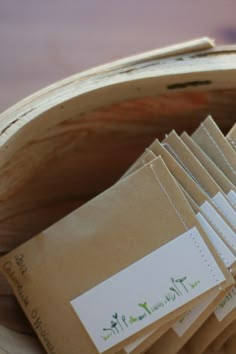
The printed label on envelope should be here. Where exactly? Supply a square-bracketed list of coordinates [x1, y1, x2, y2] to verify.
[196, 212, 236, 268]
[172, 212, 235, 337]
[228, 190, 236, 208]
[71, 227, 225, 353]
[212, 192, 236, 229]
[172, 290, 218, 337]
[215, 286, 236, 321]
[200, 201, 236, 252]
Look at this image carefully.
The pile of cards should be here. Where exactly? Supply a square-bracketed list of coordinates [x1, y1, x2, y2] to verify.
[1, 116, 236, 354]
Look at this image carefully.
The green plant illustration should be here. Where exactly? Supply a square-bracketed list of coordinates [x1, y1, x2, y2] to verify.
[176, 277, 188, 293]
[122, 315, 128, 328]
[138, 302, 152, 314]
[113, 313, 123, 331]
[101, 275, 201, 342]
[171, 277, 182, 295]
[103, 327, 115, 335]
[111, 320, 119, 334]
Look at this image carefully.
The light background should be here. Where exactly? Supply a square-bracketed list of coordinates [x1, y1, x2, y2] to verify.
[1, 0, 236, 111]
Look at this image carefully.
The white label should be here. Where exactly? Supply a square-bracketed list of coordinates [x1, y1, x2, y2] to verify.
[212, 192, 236, 229]
[200, 201, 236, 252]
[215, 286, 236, 321]
[172, 290, 219, 337]
[124, 330, 156, 353]
[228, 190, 236, 208]
[172, 212, 235, 337]
[196, 213, 236, 268]
[71, 227, 225, 353]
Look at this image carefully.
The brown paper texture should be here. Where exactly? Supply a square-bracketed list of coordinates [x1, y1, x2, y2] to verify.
[146, 281, 235, 354]
[207, 318, 236, 353]
[150, 132, 235, 354]
[164, 130, 224, 197]
[147, 140, 236, 257]
[185, 308, 236, 354]
[120, 141, 235, 354]
[1, 157, 229, 354]
[181, 132, 236, 199]
[137, 142, 236, 354]
[227, 124, 236, 152]
[120, 320, 172, 354]
[121, 150, 156, 179]
[163, 131, 236, 233]
[192, 116, 236, 186]
[121, 155, 179, 354]
[149, 140, 218, 207]
[121, 150, 214, 354]
[181, 135, 236, 354]
[181, 188, 236, 275]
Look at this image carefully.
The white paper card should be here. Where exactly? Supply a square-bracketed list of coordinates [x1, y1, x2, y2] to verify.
[172, 213, 235, 337]
[172, 290, 219, 337]
[124, 330, 156, 353]
[212, 192, 236, 229]
[200, 201, 236, 253]
[71, 227, 225, 353]
[228, 190, 236, 208]
[196, 213, 236, 268]
[215, 286, 236, 321]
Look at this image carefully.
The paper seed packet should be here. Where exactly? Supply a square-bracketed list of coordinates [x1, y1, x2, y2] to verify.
[163, 131, 236, 232]
[181, 132, 236, 210]
[120, 138, 236, 354]
[180, 118, 236, 354]
[192, 116, 236, 186]
[227, 124, 236, 152]
[124, 121, 236, 354]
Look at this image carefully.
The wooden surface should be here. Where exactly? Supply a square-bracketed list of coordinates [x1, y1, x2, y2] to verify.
[0, 326, 44, 354]
[1, 0, 236, 112]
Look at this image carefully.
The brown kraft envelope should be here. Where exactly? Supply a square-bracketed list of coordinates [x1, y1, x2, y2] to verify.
[227, 123, 236, 152]
[119, 142, 236, 354]
[131, 142, 236, 354]
[148, 139, 236, 257]
[184, 308, 236, 354]
[181, 131, 236, 205]
[1, 157, 230, 354]
[121, 150, 156, 179]
[119, 152, 195, 354]
[161, 127, 236, 354]
[163, 130, 236, 232]
[183, 217, 236, 353]
[192, 116, 236, 186]
[146, 189, 236, 354]
[206, 318, 236, 353]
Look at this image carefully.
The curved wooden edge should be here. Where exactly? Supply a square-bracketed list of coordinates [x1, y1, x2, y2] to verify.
[0, 48, 236, 201]
[95, 37, 215, 67]
[1, 37, 214, 115]
[0, 37, 215, 145]
[0, 38, 213, 133]
[0, 52, 236, 171]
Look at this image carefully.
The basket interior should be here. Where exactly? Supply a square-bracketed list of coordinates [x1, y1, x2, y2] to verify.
[0, 88, 236, 353]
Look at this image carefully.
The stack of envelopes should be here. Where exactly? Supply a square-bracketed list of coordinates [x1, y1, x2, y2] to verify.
[1, 116, 236, 354]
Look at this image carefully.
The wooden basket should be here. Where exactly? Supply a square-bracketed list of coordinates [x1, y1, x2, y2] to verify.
[1, 38, 236, 353]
